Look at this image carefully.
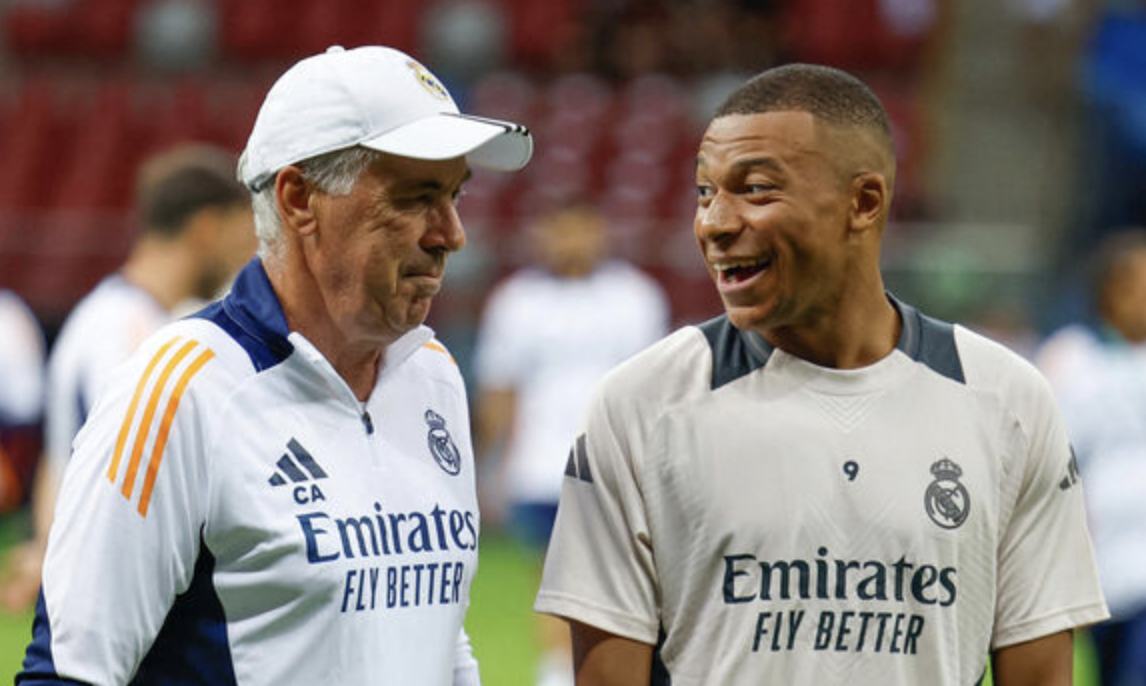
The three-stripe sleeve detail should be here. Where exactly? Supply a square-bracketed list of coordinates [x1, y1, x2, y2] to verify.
[563, 433, 594, 484]
[107, 336, 215, 517]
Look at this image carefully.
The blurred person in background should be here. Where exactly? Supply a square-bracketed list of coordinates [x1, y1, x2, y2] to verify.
[535, 63, 1108, 685]
[472, 202, 669, 686]
[0, 289, 45, 516]
[1036, 228, 1146, 686]
[0, 143, 255, 612]
[17, 45, 531, 685]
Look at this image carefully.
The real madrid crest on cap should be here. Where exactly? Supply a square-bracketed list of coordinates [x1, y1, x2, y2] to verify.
[425, 409, 461, 475]
[406, 60, 450, 101]
[924, 458, 970, 529]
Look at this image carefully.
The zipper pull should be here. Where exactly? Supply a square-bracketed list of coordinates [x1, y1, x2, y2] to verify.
[361, 410, 374, 435]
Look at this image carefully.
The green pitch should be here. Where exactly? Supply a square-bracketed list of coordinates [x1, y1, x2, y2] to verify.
[0, 524, 545, 684]
[0, 524, 1100, 684]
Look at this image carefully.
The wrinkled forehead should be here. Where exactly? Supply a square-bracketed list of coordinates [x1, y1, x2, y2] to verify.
[366, 152, 472, 189]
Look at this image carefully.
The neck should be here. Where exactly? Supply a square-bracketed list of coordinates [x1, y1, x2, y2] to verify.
[263, 254, 384, 402]
[120, 236, 196, 311]
[764, 282, 901, 370]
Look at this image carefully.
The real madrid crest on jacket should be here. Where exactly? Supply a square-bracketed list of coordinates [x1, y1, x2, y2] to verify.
[426, 409, 462, 476]
[22, 260, 481, 685]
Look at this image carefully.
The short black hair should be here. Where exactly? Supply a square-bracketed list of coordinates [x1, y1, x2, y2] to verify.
[136, 144, 248, 238]
[715, 63, 892, 140]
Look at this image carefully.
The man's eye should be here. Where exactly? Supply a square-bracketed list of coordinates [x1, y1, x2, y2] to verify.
[399, 193, 437, 208]
[696, 186, 714, 201]
[451, 188, 468, 206]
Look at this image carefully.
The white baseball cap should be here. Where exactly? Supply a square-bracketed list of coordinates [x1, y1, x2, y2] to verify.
[238, 45, 533, 191]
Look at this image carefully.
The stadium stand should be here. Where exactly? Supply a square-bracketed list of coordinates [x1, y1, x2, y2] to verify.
[0, 0, 937, 328]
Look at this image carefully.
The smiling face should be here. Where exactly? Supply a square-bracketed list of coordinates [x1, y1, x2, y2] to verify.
[695, 110, 862, 339]
[307, 153, 470, 348]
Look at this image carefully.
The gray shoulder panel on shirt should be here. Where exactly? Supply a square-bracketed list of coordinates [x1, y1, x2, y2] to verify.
[698, 315, 773, 390]
[893, 297, 966, 384]
[698, 298, 964, 389]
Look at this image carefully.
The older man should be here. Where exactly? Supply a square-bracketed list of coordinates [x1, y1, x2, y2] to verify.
[18, 46, 531, 686]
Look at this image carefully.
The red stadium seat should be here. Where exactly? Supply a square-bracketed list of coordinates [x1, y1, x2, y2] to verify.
[2, 4, 70, 56]
[782, 0, 932, 71]
[542, 73, 613, 126]
[72, 0, 137, 57]
[0, 79, 69, 209]
[495, 0, 581, 65]
[467, 71, 538, 123]
[219, 0, 292, 59]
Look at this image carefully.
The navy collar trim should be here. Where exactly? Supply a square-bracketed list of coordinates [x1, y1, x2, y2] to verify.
[223, 259, 293, 357]
[699, 293, 965, 390]
[192, 258, 294, 371]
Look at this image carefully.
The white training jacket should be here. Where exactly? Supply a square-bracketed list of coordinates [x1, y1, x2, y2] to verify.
[20, 259, 482, 686]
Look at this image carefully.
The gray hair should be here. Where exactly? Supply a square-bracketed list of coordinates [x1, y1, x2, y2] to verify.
[253, 146, 383, 259]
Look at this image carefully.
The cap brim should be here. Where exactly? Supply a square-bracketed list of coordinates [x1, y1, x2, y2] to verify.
[361, 113, 532, 171]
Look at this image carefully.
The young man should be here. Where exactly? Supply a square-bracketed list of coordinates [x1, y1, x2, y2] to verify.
[0, 143, 256, 612]
[18, 46, 531, 685]
[535, 64, 1108, 685]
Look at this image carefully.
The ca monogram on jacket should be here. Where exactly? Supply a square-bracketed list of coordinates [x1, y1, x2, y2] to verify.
[266, 407, 462, 504]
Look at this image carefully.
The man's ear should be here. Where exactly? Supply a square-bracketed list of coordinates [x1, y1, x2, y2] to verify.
[275, 166, 318, 237]
[849, 172, 889, 233]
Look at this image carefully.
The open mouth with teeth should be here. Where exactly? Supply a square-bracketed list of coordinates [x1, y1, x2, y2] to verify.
[716, 257, 772, 284]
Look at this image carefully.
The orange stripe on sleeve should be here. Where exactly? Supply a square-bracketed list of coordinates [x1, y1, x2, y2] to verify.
[422, 340, 456, 364]
[120, 340, 198, 500]
[108, 336, 182, 483]
[137, 348, 214, 517]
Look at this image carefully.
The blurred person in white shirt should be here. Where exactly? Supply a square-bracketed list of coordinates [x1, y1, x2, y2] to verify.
[1037, 228, 1146, 686]
[473, 202, 669, 686]
[0, 143, 255, 612]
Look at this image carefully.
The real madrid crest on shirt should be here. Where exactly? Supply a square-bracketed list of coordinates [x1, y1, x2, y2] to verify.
[406, 60, 450, 101]
[924, 458, 970, 529]
[425, 409, 461, 475]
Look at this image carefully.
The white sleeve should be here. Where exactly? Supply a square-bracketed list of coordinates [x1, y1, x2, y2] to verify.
[32, 334, 216, 684]
[992, 375, 1110, 648]
[452, 626, 481, 686]
[534, 386, 660, 644]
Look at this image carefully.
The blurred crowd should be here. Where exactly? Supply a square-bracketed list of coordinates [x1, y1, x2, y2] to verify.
[0, 0, 1144, 333]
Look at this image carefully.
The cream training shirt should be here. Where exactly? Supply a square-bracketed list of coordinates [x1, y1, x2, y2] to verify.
[537, 299, 1108, 685]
